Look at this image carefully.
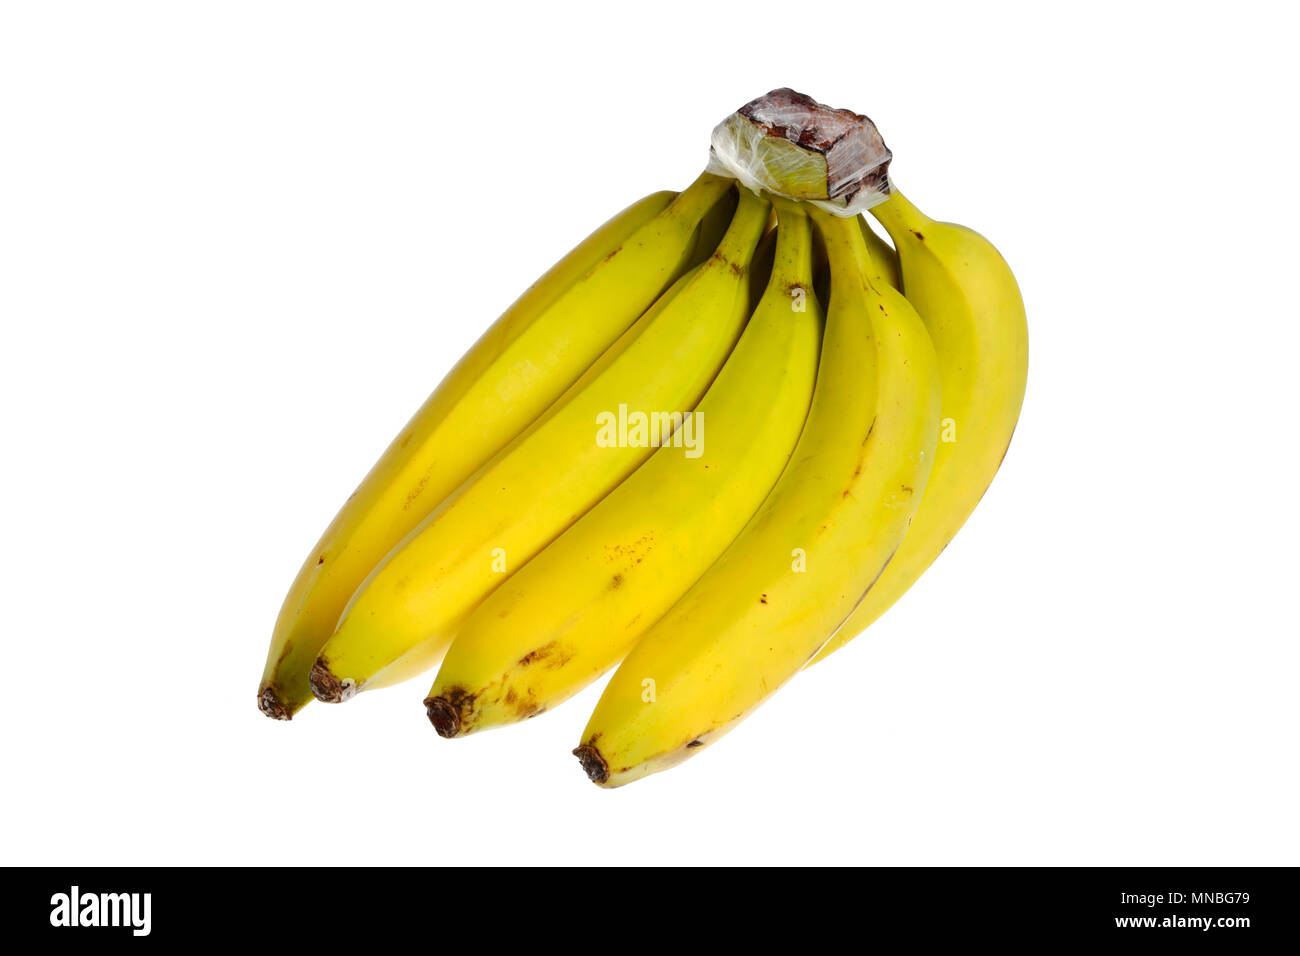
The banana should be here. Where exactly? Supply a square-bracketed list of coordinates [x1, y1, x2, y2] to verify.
[310, 188, 772, 703]
[808, 186, 1028, 664]
[692, 185, 739, 265]
[425, 202, 822, 737]
[860, 214, 900, 289]
[257, 173, 733, 719]
[573, 207, 940, 787]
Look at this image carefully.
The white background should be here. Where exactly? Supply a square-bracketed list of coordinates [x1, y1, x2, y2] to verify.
[2, 1, 1296, 866]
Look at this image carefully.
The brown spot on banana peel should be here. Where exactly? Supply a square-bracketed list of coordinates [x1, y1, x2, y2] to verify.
[402, 474, 430, 510]
[518, 702, 546, 721]
[518, 640, 558, 666]
[710, 250, 746, 278]
[428, 649, 568, 737]
[606, 533, 655, 565]
[258, 686, 291, 721]
[842, 424, 878, 498]
[517, 639, 575, 670]
[862, 417, 876, 445]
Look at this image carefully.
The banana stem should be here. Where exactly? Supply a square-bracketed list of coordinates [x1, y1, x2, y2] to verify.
[869, 186, 931, 241]
[713, 187, 772, 261]
[668, 171, 736, 225]
[769, 201, 814, 293]
[812, 208, 874, 293]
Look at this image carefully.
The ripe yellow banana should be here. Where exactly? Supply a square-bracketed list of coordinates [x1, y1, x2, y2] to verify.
[574, 208, 940, 787]
[808, 187, 1028, 664]
[310, 188, 772, 702]
[257, 173, 733, 719]
[425, 202, 822, 737]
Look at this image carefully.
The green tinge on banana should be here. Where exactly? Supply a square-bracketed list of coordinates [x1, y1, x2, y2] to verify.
[257, 173, 733, 719]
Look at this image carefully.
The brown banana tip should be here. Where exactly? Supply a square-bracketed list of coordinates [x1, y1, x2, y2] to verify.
[258, 686, 292, 721]
[572, 744, 609, 785]
[424, 696, 460, 738]
[308, 658, 354, 703]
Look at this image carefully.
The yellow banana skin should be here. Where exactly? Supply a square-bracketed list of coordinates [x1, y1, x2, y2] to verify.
[425, 204, 822, 737]
[860, 215, 900, 289]
[574, 209, 940, 788]
[257, 174, 732, 719]
[809, 187, 1028, 664]
[310, 189, 772, 702]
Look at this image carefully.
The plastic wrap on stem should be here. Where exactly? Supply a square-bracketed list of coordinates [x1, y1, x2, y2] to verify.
[707, 88, 892, 217]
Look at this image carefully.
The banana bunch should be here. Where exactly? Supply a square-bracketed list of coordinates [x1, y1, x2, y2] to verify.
[257, 89, 1028, 789]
